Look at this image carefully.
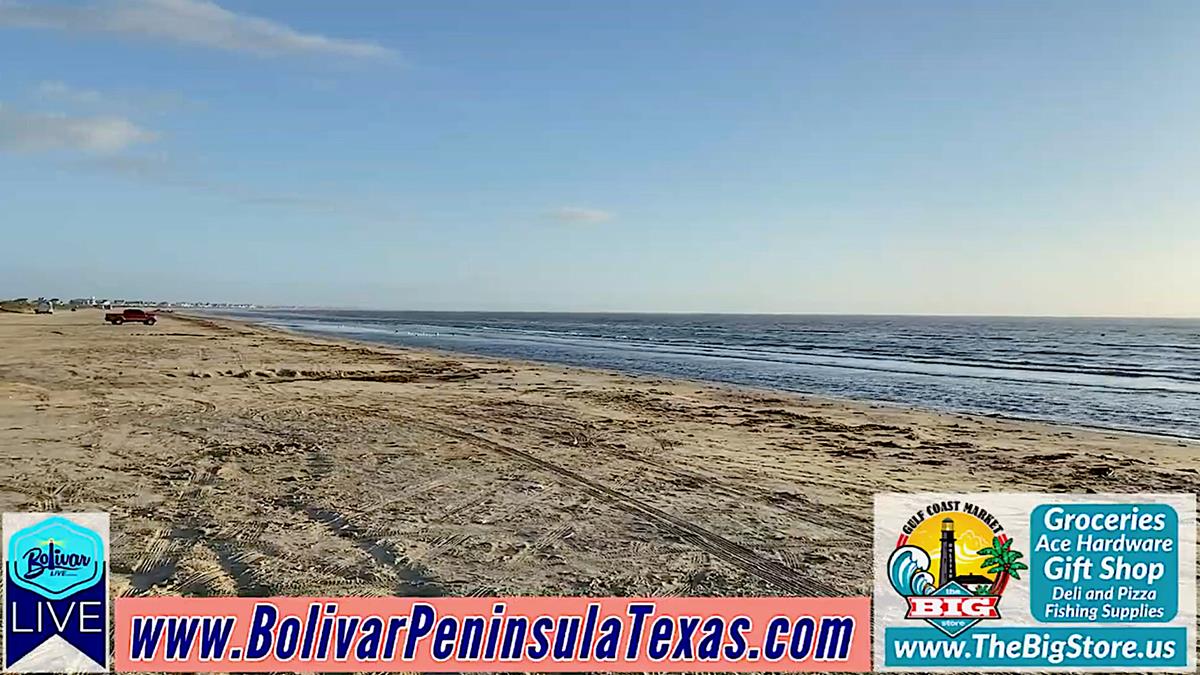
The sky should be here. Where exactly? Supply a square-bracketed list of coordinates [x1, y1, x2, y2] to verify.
[1, 0, 1197, 316]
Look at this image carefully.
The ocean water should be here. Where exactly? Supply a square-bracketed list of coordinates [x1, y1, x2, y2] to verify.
[217, 311, 1200, 439]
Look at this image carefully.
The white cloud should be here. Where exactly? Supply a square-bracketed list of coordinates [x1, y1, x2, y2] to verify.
[549, 206, 614, 224]
[0, 103, 160, 153]
[0, 0, 393, 59]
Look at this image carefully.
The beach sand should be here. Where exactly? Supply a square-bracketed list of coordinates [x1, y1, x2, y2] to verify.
[0, 310, 1196, 601]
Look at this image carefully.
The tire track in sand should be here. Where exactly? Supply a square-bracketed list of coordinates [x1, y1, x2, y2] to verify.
[413, 419, 841, 597]
[274, 439, 444, 596]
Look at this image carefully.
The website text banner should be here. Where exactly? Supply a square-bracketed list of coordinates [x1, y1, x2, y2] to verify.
[115, 596, 871, 672]
[873, 493, 1196, 672]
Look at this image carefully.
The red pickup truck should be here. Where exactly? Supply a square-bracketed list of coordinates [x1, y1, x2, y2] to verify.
[105, 308, 157, 325]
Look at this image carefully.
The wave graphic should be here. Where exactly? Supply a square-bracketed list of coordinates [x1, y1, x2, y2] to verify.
[888, 545, 936, 597]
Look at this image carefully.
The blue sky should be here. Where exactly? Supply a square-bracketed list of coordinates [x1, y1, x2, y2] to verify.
[1, 0, 1197, 315]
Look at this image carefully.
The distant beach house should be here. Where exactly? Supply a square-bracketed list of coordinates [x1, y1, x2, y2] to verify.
[953, 574, 994, 593]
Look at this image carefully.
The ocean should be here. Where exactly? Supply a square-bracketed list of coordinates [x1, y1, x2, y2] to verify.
[215, 311, 1200, 440]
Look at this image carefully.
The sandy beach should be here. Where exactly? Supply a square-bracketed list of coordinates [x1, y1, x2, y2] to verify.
[1, 310, 1196, 601]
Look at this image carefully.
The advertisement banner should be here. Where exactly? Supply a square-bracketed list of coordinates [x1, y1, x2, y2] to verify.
[115, 595, 871, 672]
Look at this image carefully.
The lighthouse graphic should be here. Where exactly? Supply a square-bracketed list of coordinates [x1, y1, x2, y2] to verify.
[939, 517, 957, 588]
[886, 506, 1019, 639]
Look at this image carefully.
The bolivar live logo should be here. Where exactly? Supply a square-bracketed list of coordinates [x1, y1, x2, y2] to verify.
[887, 500, 1025, 638]
[3, 513, 109, 673]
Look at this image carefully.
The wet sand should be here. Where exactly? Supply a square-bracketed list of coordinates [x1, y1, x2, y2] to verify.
[0, 310, 1195, 601]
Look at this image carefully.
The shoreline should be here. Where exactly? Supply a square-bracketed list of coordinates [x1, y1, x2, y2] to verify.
[1, 310, 1196, 602]
[197, 311, 1200, 446]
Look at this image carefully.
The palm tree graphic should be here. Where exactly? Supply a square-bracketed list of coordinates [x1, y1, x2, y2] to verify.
[974, 536, 1028, 596]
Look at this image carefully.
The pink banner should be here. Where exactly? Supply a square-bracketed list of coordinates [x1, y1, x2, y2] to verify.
[115, 596, 871, 672]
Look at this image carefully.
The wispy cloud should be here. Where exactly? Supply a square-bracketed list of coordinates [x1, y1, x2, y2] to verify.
[35, 79, 192, 114]
[0, 103, 159, 153]
[74, 153, 403, 223]
[0, 0, 393, 59]
[35, 80, 105, 105]
[548, 206, 614, 224]
[0, 86, 382, 220]
[72, 152, 174, 179]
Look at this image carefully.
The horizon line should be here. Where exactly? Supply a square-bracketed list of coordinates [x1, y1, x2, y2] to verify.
[206, 306, 1200, 321]
[11, 297, 1194, 320]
